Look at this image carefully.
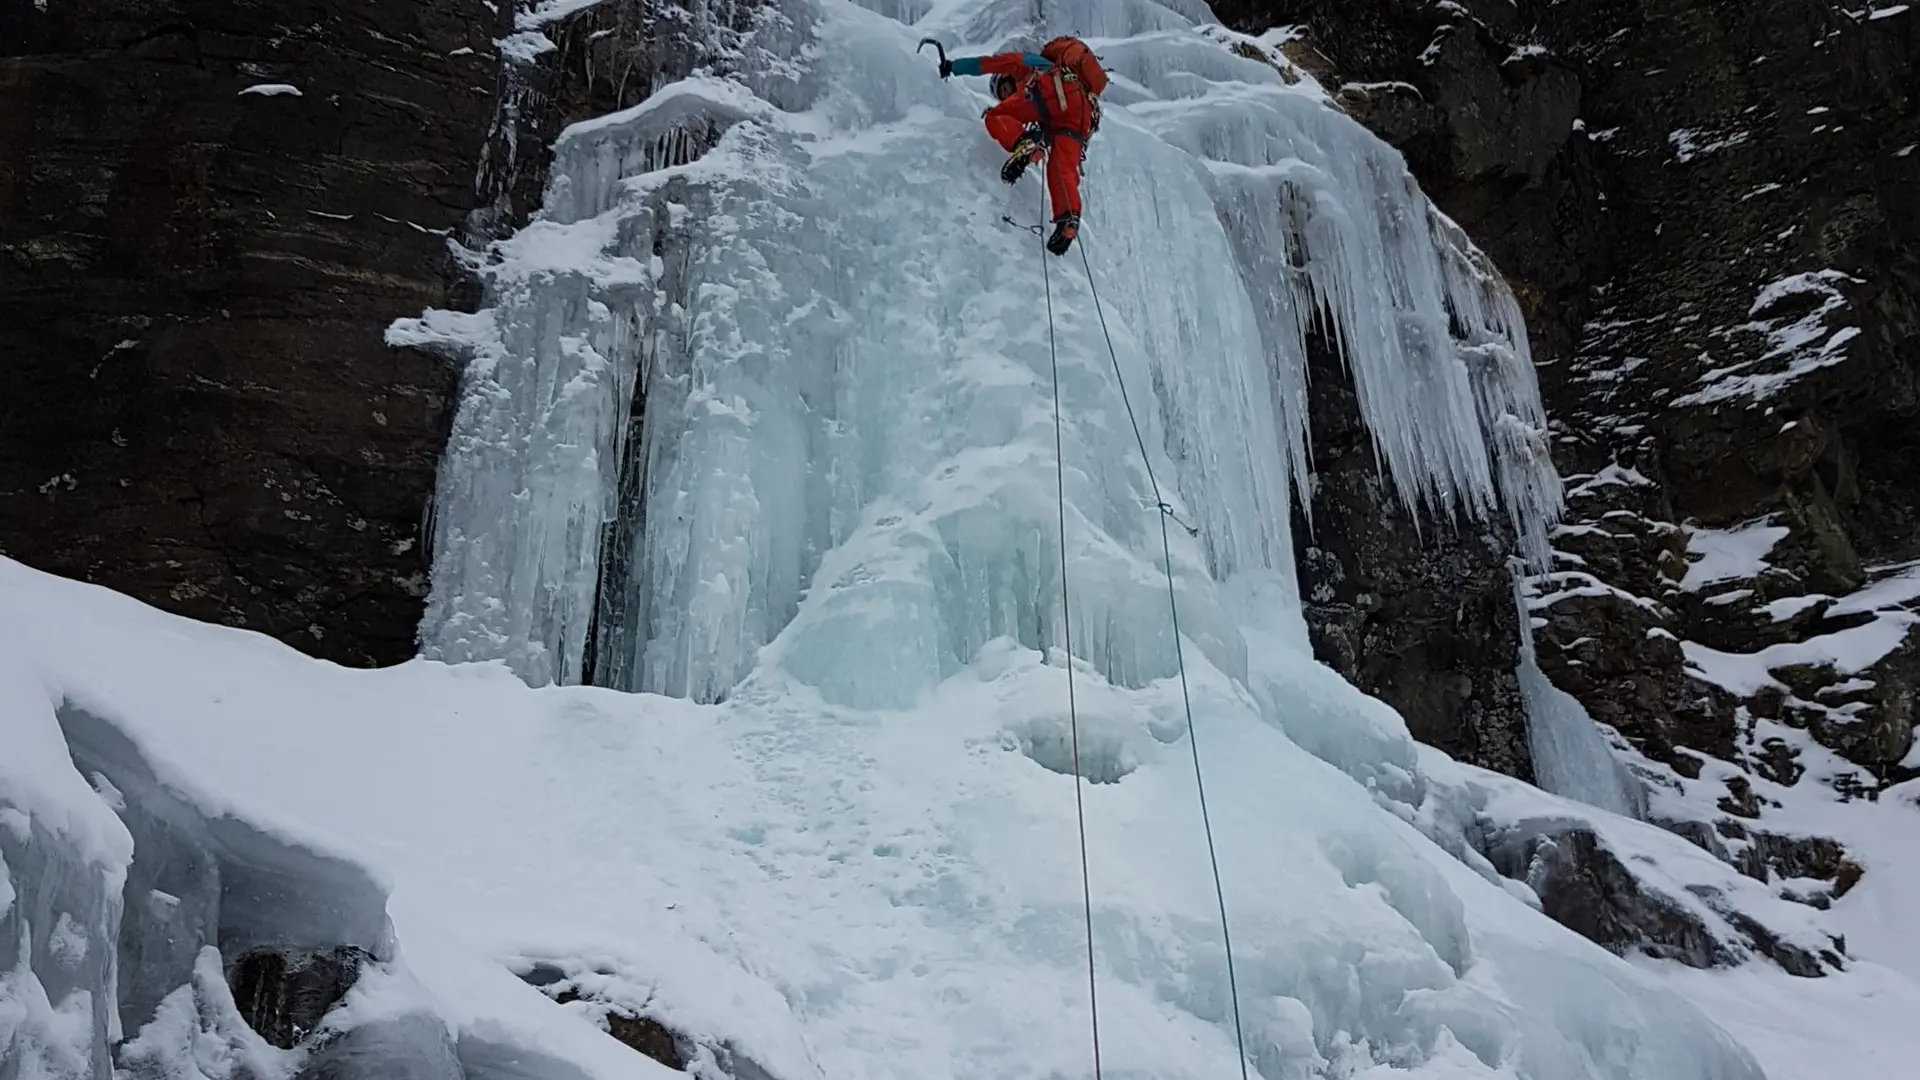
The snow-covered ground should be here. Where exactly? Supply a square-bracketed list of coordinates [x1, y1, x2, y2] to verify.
[6, 546, 1919, 1079]
[1634, 773, 1920, 1080]
[0, 544, 1883, 1080]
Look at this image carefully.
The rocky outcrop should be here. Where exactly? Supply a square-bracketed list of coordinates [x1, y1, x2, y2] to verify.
[1291, 325, 1534, 781]
[229, 945, 374, 1049]
[517, 959, 689, 1069]
[1222, 0, 1918, 815]
[515, 956, 788, 1077]
[1487, 823, 1841, 976]
[0, 0, 514, 665]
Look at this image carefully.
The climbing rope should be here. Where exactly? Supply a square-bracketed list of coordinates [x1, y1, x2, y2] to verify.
[1026, 192, 1252, 1080]
[1037, 189, 1105, 1080]
[1074, 231, 1251, 1080]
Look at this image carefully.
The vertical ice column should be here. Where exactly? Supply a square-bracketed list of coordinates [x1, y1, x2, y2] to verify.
[1514, 586, 1646, 818]
[1431, 208, 1563, 569]
[408, 246, 654, 689]
[402, 0, 819, 690]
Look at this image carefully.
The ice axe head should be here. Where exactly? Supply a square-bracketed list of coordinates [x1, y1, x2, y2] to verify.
[917, 37, 949, 65]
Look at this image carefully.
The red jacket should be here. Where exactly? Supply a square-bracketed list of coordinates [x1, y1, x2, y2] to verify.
[952, 51, 1098, 137]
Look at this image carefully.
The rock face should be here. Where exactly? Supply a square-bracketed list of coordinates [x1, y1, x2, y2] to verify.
[513, 953, 787, 1078]
[1291, 327, 1534, 781]
[1487, 823, 1838, 976]
[1218, 0, 1918, 947]
[228, 945, 374, 1049]
[0, 0, 509, 665]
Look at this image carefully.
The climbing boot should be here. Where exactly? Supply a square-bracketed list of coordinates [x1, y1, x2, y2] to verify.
[1001, 124, 1046, 184]
[1046, 211, 1080, 256]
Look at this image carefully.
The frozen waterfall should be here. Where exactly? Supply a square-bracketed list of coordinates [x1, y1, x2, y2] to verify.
[396, 0, 1561, 695]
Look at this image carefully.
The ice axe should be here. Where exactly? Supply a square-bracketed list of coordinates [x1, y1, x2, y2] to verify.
[918, 37, 953, 78]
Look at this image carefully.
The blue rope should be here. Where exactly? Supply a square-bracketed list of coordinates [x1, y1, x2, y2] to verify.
[1039, 188, 1105, 1080]
[1074, 234, 1251, 1080]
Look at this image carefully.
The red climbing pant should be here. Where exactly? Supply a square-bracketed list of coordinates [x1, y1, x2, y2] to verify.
[983, 92, 1087, 218]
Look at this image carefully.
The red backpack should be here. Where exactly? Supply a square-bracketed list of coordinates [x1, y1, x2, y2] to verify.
[1041, 36, 1108, 96]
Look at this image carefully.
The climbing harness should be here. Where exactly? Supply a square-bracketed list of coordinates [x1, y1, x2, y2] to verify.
[1032, 188, 1252, 1080]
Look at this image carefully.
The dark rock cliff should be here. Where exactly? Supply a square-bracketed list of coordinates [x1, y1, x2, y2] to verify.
[0, 0, 504, 665]
[1290, 324, 1534, 781]
[1218, 0, 1916, 907]
[0, 0, 700, 666]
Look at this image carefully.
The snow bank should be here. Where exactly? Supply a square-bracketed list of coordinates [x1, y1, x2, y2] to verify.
[0, 551, 1776, 1079]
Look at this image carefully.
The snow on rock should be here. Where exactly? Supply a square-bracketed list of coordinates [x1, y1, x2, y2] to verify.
[1675, 270, 1866, 407]
[1614, 693, 1920, 1080]
[1680, 517, 1791, 592]
[1563, 463, 1652, 502]
[1828, 560, 1920, 617]
[1523, 570, 1662, 616]
[1682, 614, 1917, 697]
[497, 31, 558, 64]
[1668, 127, 1750, 163]
[1421, 753, 1844, 977]
[237, 84, 302, 98]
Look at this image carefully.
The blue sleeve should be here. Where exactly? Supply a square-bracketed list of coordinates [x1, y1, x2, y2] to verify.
[949, 53, 1051, 77]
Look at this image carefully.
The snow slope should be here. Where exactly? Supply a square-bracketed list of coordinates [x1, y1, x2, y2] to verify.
[3, 552, 1769, 1080]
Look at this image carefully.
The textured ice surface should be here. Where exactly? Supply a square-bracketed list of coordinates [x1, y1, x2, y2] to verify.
[1512, 600, 1644, 819]
[0, 808, 120, 1080]
[1516, 656, 1644, 820]
[1, 650, 130, 1080]
[405, 0, 1560, 693]
[293, 1011, 463, 1080]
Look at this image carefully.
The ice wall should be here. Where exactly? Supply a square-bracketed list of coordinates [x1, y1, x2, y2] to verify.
[0, 665, 130, 1080]
[404, 0, 1561, 694]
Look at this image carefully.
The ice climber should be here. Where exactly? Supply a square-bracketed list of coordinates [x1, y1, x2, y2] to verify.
[936, 36, 1107, 256]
